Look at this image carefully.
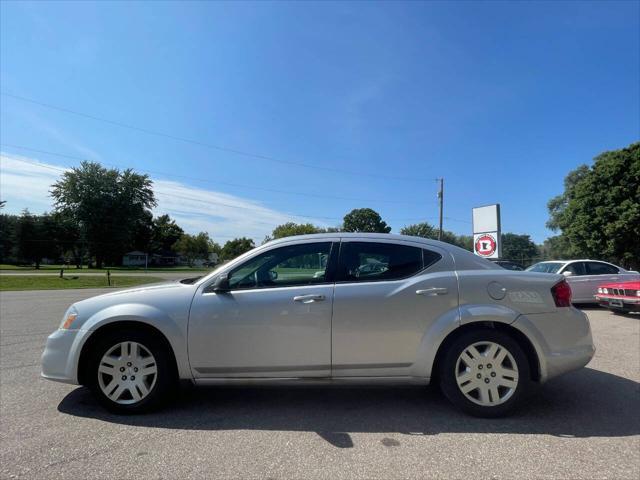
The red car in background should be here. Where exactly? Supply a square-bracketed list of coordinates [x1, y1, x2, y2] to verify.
[595, 281, 640, 314]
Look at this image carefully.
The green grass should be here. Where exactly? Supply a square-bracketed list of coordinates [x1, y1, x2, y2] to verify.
[0, 264, 210, 273]
[0, 275, 165, 291]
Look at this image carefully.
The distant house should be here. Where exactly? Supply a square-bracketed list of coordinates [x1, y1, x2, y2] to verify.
[122, 251, 218, 268]
[122, 251, 148, 267]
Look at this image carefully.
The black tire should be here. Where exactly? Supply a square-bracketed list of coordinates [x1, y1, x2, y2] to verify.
[86, 329, 177, 414]
[439, 328, 531, 418]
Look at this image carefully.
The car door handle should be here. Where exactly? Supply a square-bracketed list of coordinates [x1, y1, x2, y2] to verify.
[293, 294, 325, 303]
[416, 287, 448, 296]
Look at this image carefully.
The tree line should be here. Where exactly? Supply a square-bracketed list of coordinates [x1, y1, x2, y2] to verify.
[544, 142, 639, 270]
[1, 142, 637, 269]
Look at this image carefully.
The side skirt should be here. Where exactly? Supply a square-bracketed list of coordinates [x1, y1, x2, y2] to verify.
[193, 376, 430, 386]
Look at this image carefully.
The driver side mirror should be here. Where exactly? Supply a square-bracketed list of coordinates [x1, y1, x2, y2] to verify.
[562, 270, 573, 277]
[213, 273, 230, 292]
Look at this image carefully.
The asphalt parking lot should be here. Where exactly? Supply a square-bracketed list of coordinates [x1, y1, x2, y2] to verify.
[1, 289, 638, 479]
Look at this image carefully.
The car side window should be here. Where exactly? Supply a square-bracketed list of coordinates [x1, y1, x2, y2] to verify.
[563, 262, 586, 276]
[228, 242, 333, 290]
[586, 262, 618, 275]
[423, 249, 442, 269]
[337, 242, 436, 282]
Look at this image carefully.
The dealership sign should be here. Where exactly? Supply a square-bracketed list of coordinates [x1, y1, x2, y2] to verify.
[474, 233, 497, 257]
[472, 204, 501, 259]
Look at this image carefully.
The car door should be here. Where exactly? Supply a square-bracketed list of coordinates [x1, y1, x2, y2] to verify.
[188, 241, 337, 378]
[559, 262, 590, 301]
[331, 239, 458, 378]
[582, 261, 621, 301]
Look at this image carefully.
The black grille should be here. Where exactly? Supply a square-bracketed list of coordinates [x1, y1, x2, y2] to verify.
[609, 288, 638, 296]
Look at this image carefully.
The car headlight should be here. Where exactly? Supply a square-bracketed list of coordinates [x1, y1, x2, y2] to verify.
[597, 288, 603, 294]
[603, 288, 608, 294]
[636, 290, 640, 297]
[59, 306, 78, 329]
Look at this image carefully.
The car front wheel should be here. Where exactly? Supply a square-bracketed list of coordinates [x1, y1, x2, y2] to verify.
[439, 329, 531, 417]
[87, 330, 175, 413]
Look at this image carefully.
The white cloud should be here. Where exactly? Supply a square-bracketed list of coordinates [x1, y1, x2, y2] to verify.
[0, 152, 326, 242]
[0, 154, 61, 213]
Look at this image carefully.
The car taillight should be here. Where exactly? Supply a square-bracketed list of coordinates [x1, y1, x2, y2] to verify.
[551, 280, 572, 307]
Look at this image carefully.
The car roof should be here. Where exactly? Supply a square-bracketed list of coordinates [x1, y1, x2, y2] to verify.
[265, 232, 452, 249]
[263, 233, 502, 271]
[537, 259, 615, 264]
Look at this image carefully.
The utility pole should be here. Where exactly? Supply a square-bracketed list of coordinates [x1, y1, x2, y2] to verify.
[437, 178, 444, 241]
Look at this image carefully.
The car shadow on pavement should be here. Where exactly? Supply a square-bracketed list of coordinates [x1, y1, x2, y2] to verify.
[58, 367, 639, 448]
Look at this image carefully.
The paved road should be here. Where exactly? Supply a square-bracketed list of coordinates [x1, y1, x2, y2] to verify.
[1, 289, 638, 479]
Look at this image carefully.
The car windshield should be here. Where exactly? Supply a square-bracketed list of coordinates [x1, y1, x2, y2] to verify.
[526, 262, 563, 273]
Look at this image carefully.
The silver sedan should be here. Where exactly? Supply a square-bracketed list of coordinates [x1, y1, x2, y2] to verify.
[42, 233, 595, 417]
[526, 259, 640, 303]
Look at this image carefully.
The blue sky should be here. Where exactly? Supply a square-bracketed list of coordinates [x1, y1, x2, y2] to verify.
[1, 0, 638, 243]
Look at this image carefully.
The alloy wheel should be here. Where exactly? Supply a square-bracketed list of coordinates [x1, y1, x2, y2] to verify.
[97, 341, 158, 405]
[455, 341, 519, 406]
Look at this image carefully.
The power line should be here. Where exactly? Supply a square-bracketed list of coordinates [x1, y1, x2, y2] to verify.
[0, 143, 431, 205]
[1, 91, 432, 182]
[2, 155, 471, 226]
[2, 155, 340, 223]
[153, 191, 340, 222]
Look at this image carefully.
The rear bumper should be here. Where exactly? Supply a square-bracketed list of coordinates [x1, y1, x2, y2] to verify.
[544, 343, 595, 380]
[512, 307, 595, 382]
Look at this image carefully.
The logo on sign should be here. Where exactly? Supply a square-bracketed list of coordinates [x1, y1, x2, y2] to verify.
[475, 234, 497, 257]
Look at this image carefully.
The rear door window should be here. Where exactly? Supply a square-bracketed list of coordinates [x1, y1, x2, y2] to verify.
[586, 262, 619, 275]
[337, 242, 438, 282]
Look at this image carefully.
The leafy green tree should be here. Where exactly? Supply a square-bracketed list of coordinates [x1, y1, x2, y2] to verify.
[400, 222, 436, 238]
[220, 237, 255, 261]
[448, 233, 473, 251]
[342, 208, 391, 233]
[539, 235, 574, 260]
[50, 212, 85, 268]
[14, 210, 55, 268]
[271, 222, 323, 239]
[547, 142, 640, 269]
[501, 233, 539, 264]
[400, 222, 472, 251]
[0, 212, 18, 264]
[131, 211, 154, 254]
[173, 232, 215, 267]
[51, 162, 156, 268]
[150, 214, 184, 253]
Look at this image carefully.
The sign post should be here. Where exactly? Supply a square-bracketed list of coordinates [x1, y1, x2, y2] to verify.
[472, 204, 501, 259]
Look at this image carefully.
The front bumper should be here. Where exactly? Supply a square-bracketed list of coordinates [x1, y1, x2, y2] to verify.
[595, 295, 640, 312]
[41, 328, 86, 384]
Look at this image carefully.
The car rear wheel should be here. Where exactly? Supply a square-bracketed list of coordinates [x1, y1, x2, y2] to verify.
[439, 329, 531, 417]
[87, 329, 175, 413]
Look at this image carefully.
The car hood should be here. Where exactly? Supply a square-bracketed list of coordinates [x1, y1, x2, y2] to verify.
[87, 280, 188, 298]
[598, 280, 640, 290]
[71, 280, 198, 329]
